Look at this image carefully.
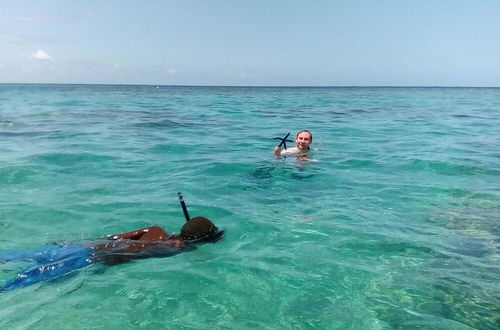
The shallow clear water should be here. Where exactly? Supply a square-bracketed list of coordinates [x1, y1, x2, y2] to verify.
[0, 84, 499, 329]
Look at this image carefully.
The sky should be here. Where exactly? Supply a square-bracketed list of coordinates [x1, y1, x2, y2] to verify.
[1, 0, 499, 86]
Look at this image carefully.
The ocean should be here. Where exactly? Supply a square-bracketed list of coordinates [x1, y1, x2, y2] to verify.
[0, 84, 499, 329]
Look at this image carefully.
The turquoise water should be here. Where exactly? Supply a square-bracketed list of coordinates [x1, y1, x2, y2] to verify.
[0, 84, 499, 329]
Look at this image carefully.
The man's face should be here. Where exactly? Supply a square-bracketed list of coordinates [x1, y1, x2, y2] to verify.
[296, 132, 312, 149]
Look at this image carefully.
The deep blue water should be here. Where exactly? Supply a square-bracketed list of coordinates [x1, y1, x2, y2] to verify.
[1, 84, 499, 329]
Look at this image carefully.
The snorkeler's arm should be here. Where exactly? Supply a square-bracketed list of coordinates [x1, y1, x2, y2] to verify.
[117, 236, 186, 251]
[96, 233, 187, 265]
[99, 239, 189, 265]
[106, 226, 169, 241]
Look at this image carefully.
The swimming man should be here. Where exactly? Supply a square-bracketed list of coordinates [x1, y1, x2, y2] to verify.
[273, 129, 313, 159]
[0, 216, 223, 291]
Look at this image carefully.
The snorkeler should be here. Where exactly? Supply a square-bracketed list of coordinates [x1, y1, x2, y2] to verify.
[273, 130, 313, 159]
[0, 196, 223, 292]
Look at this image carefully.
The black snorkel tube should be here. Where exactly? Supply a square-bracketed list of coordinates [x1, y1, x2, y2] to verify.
[274, 132, 293, 150]
[177, 192, 191, 222]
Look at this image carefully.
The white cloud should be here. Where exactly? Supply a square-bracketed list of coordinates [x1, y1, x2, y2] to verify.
[168, 68, 176, 75]
[31, 49, 53, 61]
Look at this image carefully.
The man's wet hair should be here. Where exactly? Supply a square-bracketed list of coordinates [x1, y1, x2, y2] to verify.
[180, 216, 224, 243]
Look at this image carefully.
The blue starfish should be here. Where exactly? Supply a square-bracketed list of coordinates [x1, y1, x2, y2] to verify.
[274, 132, 293, 150]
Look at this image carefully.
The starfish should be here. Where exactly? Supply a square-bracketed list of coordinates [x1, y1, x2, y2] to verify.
[274, 132, 293, 150]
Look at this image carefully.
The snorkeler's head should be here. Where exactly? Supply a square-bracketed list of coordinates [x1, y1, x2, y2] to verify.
[180, 216, 224, 243]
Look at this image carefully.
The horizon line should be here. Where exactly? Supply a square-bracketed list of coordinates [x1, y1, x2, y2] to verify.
[1, 82, 499, 89]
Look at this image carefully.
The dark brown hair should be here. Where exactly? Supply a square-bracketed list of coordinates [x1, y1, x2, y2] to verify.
[180, 216, 222, 242]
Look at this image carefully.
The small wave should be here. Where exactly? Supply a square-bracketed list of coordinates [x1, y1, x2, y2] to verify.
[132, 118, 196, 129]
[407, 158, 494, 176]
[26, 152, 118, 167]
[0, 165, 42, 185]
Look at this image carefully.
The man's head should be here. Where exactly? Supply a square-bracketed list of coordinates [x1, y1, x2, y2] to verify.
[296, 130, 313, 150]
[180, 216, 224, 243]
